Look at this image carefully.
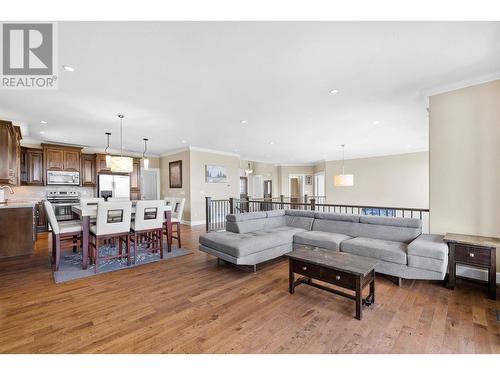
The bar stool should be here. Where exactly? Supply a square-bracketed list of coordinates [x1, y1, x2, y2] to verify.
[164, 197, 185, 248]
[130, 200, 165, 263]
[43, 201, 83, 271]
[89, 201, 132, 273]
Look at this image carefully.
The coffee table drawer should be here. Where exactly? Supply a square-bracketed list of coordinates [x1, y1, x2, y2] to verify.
[321, 268, 356, 289]
[455, 244, 491, 266]
[291, 260, 321, 279]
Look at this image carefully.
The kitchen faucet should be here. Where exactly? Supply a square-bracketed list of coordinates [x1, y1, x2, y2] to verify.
[0, 185, 14, 204]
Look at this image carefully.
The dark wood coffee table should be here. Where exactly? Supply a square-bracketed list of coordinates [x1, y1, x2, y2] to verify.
[286, 247, 378, 320]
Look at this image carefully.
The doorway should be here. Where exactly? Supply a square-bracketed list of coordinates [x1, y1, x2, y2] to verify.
[264, 180, 272, 198]
[141, 168, 160, 200]
[239, 176, 248, 199]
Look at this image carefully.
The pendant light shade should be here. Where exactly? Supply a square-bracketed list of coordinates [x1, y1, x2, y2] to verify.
[104, 132, 112, 168]
[142, 138, 149, 170]
[110, 114, 133, 173]
[334, 144, 354, 187]
[245, 162, 253, 175]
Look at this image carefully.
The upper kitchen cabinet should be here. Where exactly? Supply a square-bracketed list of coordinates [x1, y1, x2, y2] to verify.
[20, 147, 44, 186]
[81, 153, 96, 186]
[0, 120, 22, 185]
[95, 153, 111, 174]
[42, 144, 82, 173]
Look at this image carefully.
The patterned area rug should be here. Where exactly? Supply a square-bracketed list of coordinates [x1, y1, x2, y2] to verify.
[53, 241, 191, 283]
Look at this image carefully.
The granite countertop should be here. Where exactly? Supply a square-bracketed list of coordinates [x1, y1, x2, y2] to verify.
[0, 201, 38, 209]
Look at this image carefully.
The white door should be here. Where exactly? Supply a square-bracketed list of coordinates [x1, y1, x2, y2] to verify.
[142, 169, 159, 200]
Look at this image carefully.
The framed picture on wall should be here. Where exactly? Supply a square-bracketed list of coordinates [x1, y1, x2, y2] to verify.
[169, 160, 183, 188]
[305, 175, 313, 185]
[206, 165, 227, 183]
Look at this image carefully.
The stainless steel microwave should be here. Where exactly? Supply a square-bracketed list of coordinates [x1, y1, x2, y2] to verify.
[47, 171, 80, 185]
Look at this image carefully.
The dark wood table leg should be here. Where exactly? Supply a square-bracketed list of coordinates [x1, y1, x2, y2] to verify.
[446, 242, 455, 289]
[289, 260, 295, 294]
[370, 269, 375, 304]
[165, 210, 172, 252]
[489, 248, 496, 300]
[355, 276, 362, 320]
[82, 216, 89, 269]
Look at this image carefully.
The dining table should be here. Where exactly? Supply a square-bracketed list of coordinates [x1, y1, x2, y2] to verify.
[72, 203, 172, 269]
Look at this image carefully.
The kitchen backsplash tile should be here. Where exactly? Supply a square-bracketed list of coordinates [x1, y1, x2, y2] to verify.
[10, 186, 95, 202]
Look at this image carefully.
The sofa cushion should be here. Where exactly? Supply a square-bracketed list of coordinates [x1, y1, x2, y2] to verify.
[312, 219, 358, 237]
[267, 210, 285, 218]
[286, 215, 314, 231]
[340, 237, 408, 265]
[293, 231, 352, 251]
[226, 215, 287, 233]
[314, 212, 360, 222]
[407, 234, 447, 260]
[199, 226, 306, 258]
[407, 255, 447, 273]
[359, 215, 421, 229]
[226, 211, 267, 222]
[285, 209, 316, 218]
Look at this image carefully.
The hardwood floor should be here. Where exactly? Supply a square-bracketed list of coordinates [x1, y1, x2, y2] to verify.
[0, 225, 499, 353]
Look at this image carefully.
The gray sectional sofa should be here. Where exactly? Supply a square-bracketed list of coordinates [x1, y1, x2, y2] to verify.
[199, 210, 449, 280]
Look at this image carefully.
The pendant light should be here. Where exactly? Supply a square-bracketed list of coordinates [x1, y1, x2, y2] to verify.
[245, 162, 253, 175]
[142, 138, 149, 170]
[334, 144, 354, 187]
[104, 132, 112, 168]
[109, 114, 133, 173]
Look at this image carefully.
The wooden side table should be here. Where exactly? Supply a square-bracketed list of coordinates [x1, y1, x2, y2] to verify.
[444, 233, 500, 300]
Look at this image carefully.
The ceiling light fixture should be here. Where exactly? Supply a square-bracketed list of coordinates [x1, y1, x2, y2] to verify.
[334, 144, 354, 187]
[62, 65, 75, 72]
[245, 162, 253, 175]
[240, 120, 247, 124]
[269, 141, 275, 145]
[329, 89, 339, 94]
[373, 120, 380, 125]
[142, 138, 149, 170]
[109, 114, 133, 173]
[39, 131, 45, 135]
[40, 120, 47, 124]
[104, 132, 112, 167]
[181, 140, 187, 144]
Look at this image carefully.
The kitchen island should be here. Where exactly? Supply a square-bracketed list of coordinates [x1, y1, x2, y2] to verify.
[0, 202, 36, 258]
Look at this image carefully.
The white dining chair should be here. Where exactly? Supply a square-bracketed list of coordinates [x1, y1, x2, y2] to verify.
[131, 200, 165, 263]
[89, 201, 132, 273]
[43, 200, 82, 271]
[163, 197, 185, 248]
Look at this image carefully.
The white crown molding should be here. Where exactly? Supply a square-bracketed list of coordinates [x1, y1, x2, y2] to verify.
[276, 163, 317, 167]
[422, 71, 500, 98]
[323, 149, 429, 163]
[188, 146, 240, 158]
[160, 147, 190, 157]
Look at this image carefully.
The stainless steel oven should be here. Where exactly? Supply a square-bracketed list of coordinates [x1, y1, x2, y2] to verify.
[46, 191, 80, 221]
[47, 171, 80, 185]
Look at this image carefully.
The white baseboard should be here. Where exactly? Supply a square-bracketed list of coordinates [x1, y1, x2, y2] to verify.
[181, 219, 206, 226]
[456, 264, 500, 284]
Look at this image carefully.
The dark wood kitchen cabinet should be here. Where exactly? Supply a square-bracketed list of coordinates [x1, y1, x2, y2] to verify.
[21, 147, 44, 185]
[0, 120, 22, 185]
[42, 144, 82, 173]
[95, 153, 111, 174]
[81, 153, 96, 186]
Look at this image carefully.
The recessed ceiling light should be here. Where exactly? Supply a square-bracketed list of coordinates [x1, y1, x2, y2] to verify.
[63, 139, 68, 142]
[269, 141, 275, 145]
[62, 65, 75, 72]
[39, 131, 45, 135]
[373, 120, 380, 125]
[329, 89, 339, 95]
[40, 120, 47, 124]
[240, 120, 247, 124]
[181, 140, 187, 144]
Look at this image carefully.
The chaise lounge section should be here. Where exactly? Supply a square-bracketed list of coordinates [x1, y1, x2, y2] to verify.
[199, 210, 448, 280]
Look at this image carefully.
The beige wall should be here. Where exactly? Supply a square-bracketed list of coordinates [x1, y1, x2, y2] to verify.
[160, 150, 191, 221]
[240, 160, 280, 198]
[141, 156, 160, 169]
[325, 152, 429, 208]
[189, 150, 240, 224]
[429, 80, 500, 250]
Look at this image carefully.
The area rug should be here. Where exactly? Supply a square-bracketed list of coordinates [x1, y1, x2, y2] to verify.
[53, 241, 191, 283]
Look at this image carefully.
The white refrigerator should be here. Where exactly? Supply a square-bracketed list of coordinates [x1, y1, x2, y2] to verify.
[98, 174, 130, 200]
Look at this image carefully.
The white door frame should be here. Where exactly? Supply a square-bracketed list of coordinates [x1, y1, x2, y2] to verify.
[288, 174, 306, 197]
[140, 167, 160, 200]
[314, 171, 325, 196]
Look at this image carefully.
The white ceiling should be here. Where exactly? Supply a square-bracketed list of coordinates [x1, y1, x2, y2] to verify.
[1, 21, 499, 163]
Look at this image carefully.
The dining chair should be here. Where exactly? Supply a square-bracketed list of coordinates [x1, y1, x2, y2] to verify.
[164, 197, 185, 248]
[89, 201, 132, 273]
[130, 200, 165, 263]
[80, 197, 104, 224]
[43, 200, 83, 271]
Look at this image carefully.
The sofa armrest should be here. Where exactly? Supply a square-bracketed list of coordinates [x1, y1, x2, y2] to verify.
[408, 234, 448, 260]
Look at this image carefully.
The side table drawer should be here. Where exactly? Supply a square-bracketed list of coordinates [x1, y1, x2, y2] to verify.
[455, 244, 491, 266]
[320, 268, 356, 290]
[291, 260, 321, 279]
